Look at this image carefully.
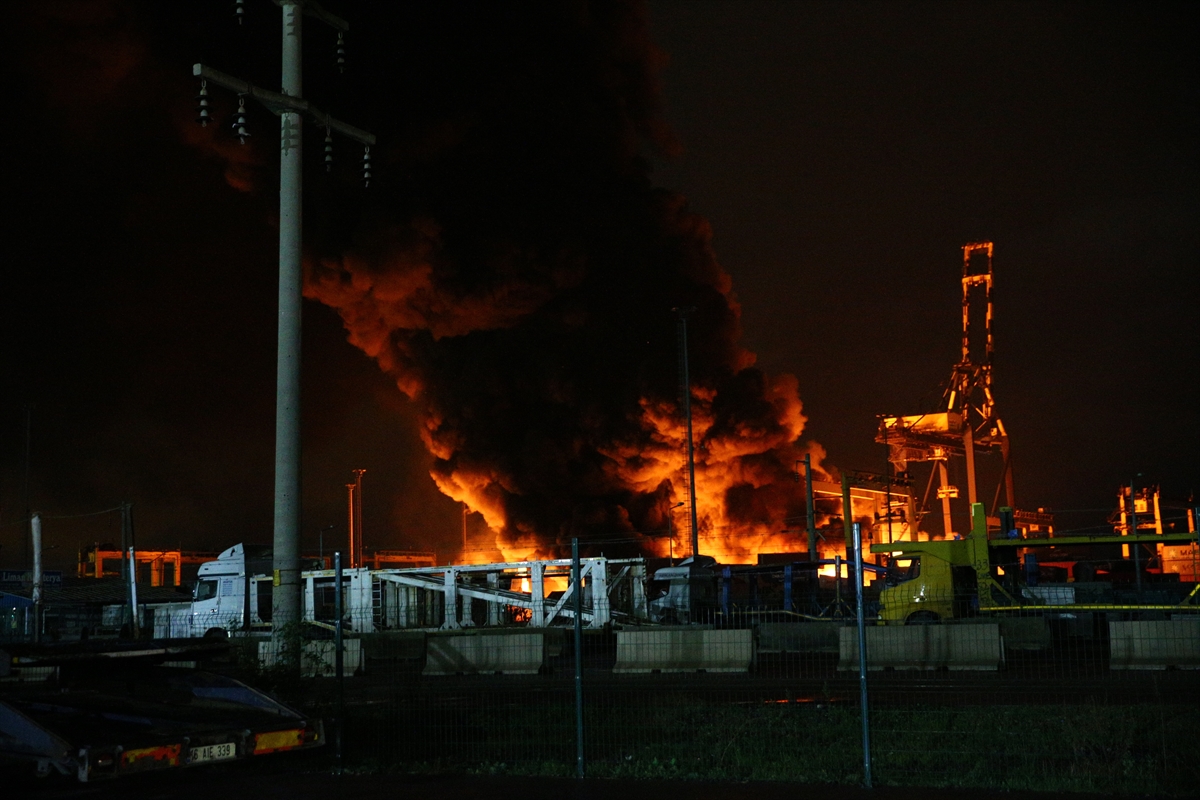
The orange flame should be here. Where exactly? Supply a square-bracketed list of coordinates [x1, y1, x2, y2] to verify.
[450, 372, 845, 566]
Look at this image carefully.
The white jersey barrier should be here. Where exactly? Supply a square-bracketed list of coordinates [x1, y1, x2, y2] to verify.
[837, 623, 1004, 671]
[1109, 618, 1200, 669]
[612, 629, 754, 673]
[423, 632, 547, 675]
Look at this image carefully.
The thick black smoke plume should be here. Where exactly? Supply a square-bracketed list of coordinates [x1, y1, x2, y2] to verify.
[305, 1, 820, 560]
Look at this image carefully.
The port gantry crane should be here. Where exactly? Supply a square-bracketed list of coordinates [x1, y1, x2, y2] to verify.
[877, 242, 1024, 539]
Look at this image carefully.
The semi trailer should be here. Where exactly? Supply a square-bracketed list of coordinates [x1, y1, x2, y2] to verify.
[177, 544, 650, 637]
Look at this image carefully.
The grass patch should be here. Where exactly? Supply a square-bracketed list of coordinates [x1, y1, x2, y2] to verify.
[319, 690, 1196, 795]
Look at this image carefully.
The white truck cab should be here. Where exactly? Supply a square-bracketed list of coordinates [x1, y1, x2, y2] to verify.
[189, 544, 379, 638]
[648, 555, 719, 624]
[191, 543, 273, 637]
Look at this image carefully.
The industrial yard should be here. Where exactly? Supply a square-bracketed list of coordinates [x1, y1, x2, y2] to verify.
[2, 0, 1196, 797]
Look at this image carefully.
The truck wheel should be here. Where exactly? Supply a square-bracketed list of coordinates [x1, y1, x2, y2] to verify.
[203, 627, 229, 640]
[905, 611, 940, 625]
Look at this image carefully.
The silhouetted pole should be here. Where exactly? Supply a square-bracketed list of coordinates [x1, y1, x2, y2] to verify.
[345, 483, 356, 568]
[1130, 476, 1143, 596]
[122, 503, 137, 636]
[31, 513, 42, 643]
[353, 469, 365, 567]
[127, 548, 141, 638]
[23, 406, 32, 572]
[572, 537, 585, 778]
[334, 550, 344, 773]
[842, 473, 855, 603]
[853, 522, 872, 787]
[804, 454, 818, 562]
[675, 308, 700, 558]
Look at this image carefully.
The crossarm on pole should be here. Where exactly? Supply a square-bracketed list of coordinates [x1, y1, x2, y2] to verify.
[193, 63, 375, 146]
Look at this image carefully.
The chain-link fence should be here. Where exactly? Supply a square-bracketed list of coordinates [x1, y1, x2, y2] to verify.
[252, 608, 1195, 795]
[213, 534, 1198, 797]
[4, 531, 1196, 795]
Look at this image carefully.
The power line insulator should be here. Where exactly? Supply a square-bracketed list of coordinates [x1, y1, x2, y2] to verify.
[195, 80, 211, 127]
[324, 129, 333, 172]
[336, 32, 346, 73]
[362, 145, 371, 187]
[233, 95, 250, 144]
[235, 0, 245, 25]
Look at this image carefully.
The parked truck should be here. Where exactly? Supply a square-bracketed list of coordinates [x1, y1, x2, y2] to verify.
[178, 544, 650, 637]
[181, 543, 380, 638]
[871, 502, 1200, 625]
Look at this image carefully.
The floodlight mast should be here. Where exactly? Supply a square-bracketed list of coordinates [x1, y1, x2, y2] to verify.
[192, 1, 374, 659]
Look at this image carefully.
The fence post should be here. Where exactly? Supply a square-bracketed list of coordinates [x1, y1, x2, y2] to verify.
[572, 537, 585, 778]
[853, 522, 872, 787]
[335, 551, 344, 774]
[127, 547, 140, 639]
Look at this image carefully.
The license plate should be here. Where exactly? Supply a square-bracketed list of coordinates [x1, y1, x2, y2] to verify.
[189, 742, 236, 763]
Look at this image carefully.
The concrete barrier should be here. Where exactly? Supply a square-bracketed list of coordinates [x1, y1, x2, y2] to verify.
[838, 623, 1003, 671]
[361, 631, 426, 663]
[423, 632, 545, 675]
[757, 621, 839, 654]
[957, 616, 1051, 651]
[995, 617, 1051, 651]
[1109, 618, 1200, 670]
[258, 638, 363, 677]
[613, 629, 753, 673]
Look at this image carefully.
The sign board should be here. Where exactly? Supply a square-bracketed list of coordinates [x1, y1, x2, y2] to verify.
[0, 570, 64, 588]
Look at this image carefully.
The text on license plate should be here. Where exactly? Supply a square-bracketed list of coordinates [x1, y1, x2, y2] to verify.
[189, 742, 236, 763]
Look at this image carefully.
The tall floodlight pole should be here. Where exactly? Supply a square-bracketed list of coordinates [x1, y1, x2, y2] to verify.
[345, 482, 357, 568]
[353, 468, 365, 567]
[193, 1, 375, 658]
[674, 308, 701, 558]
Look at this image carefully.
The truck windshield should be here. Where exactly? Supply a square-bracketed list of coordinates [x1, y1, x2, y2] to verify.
[887, 557, 920, 586]
[194, 579, 219, 601]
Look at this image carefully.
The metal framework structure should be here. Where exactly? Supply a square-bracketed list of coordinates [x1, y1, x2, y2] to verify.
[877, 242, 1013, 537]
[300, 557, 649, 631]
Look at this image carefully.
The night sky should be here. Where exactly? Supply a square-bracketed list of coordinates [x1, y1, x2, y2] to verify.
[1, 1, 1195, 573]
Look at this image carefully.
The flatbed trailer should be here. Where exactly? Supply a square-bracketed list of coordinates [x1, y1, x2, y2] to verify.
[0, 659, 321, 781]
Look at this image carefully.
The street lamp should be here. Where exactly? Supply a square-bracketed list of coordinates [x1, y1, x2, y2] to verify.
[318, 524, 335, 565]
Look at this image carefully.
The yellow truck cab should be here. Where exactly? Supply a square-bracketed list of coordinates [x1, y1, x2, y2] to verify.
[873, 503, 999, 624]
[873, 502, 1200, 624]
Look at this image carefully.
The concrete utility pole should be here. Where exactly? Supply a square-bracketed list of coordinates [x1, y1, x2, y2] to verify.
[193, 1, 375, 651]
